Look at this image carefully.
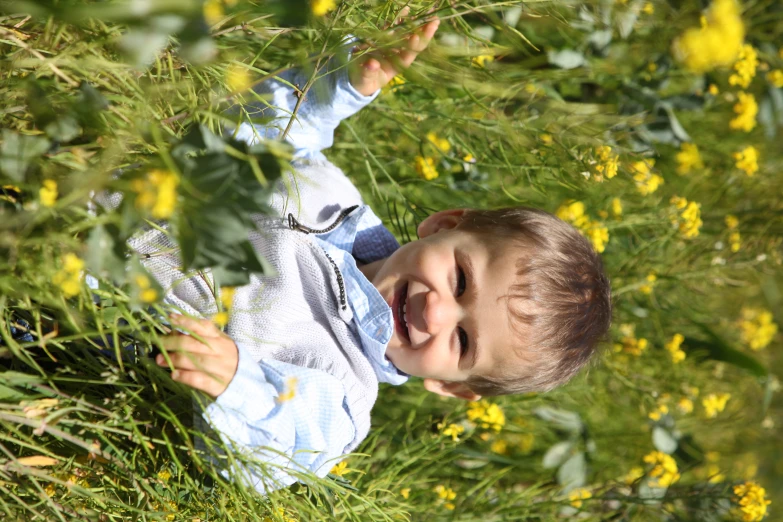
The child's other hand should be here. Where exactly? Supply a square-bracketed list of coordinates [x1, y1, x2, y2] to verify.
[349, 8, 440, 97]
[157, 314, 238, 399]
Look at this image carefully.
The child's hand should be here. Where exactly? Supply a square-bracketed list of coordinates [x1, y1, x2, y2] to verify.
[349, 9, 440, 97]
[156, 315, 238, 398]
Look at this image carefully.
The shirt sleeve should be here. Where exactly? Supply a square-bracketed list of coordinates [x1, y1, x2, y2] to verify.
[202, 342, 356, 495]
[230, 40, 380, 162]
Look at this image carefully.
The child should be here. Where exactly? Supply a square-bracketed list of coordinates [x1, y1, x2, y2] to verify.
[148, 15, 612, 494]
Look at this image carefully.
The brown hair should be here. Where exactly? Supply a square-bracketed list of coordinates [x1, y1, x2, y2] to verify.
[456, 207, 612, 396]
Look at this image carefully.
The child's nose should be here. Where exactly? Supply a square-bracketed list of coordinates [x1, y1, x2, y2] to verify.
[422, 290, 459, 335]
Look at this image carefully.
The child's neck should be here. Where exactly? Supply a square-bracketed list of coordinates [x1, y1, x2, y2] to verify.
[357, 257, 387, 285]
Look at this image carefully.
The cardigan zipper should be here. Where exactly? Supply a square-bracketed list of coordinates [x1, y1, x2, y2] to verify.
[287, 205, 359, 311]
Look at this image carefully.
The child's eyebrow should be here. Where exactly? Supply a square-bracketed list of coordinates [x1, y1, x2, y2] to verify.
[460, 252, 480, 372]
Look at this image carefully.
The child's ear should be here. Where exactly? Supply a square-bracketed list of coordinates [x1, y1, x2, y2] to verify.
[417, 208, 469, 238]
[423, 378, 482, 401]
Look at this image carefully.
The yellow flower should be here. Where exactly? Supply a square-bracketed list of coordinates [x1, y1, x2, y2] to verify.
[568, 487, 592, 508]
[767, 70, 783, 88]
[738, 307, 778, 350]
[733, 145, 759, 175]
[226, 64, 251, 93]
[540, 133, 553, 146]
[642, 2, 654, 14]
[675, 143, 703, 175]
[135, 274, 158, 303]
[212, 311, 229, 327]
[53, 253, 84, 297]
[39, 179, 58, 207]
[400, 487, 411, 499]
[622, 466, 645, 485]
[728, 44, 758, 88]
[438, 423, 465, 442]
[730, 92, 758, 132]
[614, 325, 648, 357]
[725, 214, 739, 229]
[648, 403, 669, 421]
[702, 392, 731, 418]
[415, 156, 438, 180]
[677, 397, 694, 414]
[639, 272, 657, 295]
[729, 231, 741, 252]
[669, 196, 702, 239]
[157, 469, 172, 483]
[44, 483, 57, 497]
[556, 201, 589, 229]
[706, 464, 725, 483]
[472, 54, 495, 68]
[466, 400, 506, 432]
[672, 0, 744, 73]
[490, 439, 508, 455]
[426, 132, 451, 153]
[329, 461, 353, 477]
[643, 451, 681, 488]
[708, 83, 720, 95]
[219, 286, 236, 310]
[631, 160, 663, 195]
[131, 169, 180, 219]
[732, 481, 772, 522]
[585, 222, 609, 253]
[434, 484, 457, 501]
[594, 145, 619, 180]
[311, 0, 336, 16]
[203, 0, 224, 25]
[611, 197, 623, 218]
[382, 75, 406, 95]
[462, 153, 476, 163]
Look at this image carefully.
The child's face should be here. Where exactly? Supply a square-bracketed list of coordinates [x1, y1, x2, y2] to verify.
[361, 209, 526, 400]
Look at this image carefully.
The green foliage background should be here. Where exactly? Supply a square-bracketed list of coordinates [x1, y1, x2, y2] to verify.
[0, 0, 781, 520]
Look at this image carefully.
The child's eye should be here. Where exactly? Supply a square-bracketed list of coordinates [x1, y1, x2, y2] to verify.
[458, 327, 469, 356]
[456, 266, 466, 297]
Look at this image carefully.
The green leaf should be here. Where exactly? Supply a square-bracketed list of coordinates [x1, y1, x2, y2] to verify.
[652, 426, 678, 454]
[533, 407, 584, 433]
[557, 452, 586, 491]
[687, 321, 768, 377]
[0, 130, 51, 182]
[45, 115, 82, 142]
[542, 441, 573, 469]
[118, 29, 170, 68]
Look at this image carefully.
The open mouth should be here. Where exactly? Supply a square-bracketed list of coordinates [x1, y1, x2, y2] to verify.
[393, 282, 410, 343]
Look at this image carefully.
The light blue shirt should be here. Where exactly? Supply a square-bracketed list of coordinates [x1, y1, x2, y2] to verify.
[205, 50, 407, 494]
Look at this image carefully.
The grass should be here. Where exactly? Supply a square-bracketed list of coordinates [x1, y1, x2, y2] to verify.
[0, 0, 781, 520]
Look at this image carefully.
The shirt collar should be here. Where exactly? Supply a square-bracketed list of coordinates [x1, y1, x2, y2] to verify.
[312, 206, 408, 385]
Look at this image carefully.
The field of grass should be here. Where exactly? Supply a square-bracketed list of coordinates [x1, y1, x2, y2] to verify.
[0, 0, 781, 520]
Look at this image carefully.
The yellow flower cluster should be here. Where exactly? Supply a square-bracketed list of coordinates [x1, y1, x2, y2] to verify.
[426, 132, 451, 154]
[732, 481, 772, 522]
[466, 399, 506, 432]
[226, 64, 252, 93]
[203, 0, 224, 25]
[738, 307, 778, 351]
[729, 44, 758, 88]
[725, 214, 741, 252]
[767, 70, 783, 88]
[671, 0, 744, 73]
[157, 468, 172, 483]
[639, 271, 656, 295]
[665, 333, 686, 363]
[555, 201, 610, 253]
[702, 392, 730, 418]
[613, 323, 648, 356]
[382, 75, 406, 95]
[39, 179, 58, 207]
[643, 451, 681, 488]
[53, 253, 84, 297]
[648, 402, 669, 421]
[593, 145, 619, 181]
[669, 196, 703, 239]
[131, 169, 179, 219]
[622, 466, 645, 485]
[568, 487, 592, 508]
[730, 92, 758, 132]
[437, 422, 465, 442]
[400, 487, 411, 499]
[213, 286, 236, 327]
[733, 145, 759, 175]
[263, 507, 298, 522]
[490, 439, 508, 455]
[472, 54, 495, 68]
[676, 143, 703, 175]
[611, 197, 623, 219]
[415, 156, 438, 181]
[631, 159, 663, 195]
[434, 484, 457, 510]
[311, 0, 336, 16]
[135, 274, 158, 304]
[677, 396, 694, 414]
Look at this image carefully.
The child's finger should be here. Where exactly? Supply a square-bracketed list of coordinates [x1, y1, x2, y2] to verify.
[397, 18, 439, 69]
[157, 352, 211, 372]
[170, 369, 227, 398]
[160, 334, 218, 354]
[169, 314, 222, 338]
